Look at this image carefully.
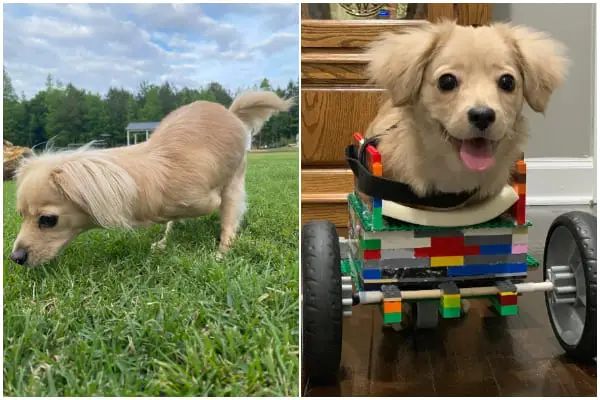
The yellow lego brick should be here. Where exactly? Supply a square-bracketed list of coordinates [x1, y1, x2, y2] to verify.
[443, 294, 460, 299]
[430, 256, 464, 267]
[442, 296, 461, 308]
[499, 291, 517, 297]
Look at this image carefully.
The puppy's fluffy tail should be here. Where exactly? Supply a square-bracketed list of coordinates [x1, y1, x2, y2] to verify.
[229, 91, 295, 136]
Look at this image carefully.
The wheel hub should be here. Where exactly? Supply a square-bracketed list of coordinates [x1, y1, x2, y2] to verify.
[342, 276, 353, 317]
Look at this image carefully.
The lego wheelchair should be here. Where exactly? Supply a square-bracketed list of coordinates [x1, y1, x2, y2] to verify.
[302, 133, 597, 382]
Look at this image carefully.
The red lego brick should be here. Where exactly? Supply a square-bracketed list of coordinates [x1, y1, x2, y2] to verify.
[462, 246, 480, 256]
[363, 249, 381, 260]
[515, 193, 526, 224]
[352, 132, 364, 149]
[431, 236, 464, 250]
[366, 144, 381, 166]
[497, 293, 518, 306]
[414, 247, 431, 258]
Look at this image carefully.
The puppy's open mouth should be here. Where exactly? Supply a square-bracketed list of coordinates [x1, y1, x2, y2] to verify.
[441, 127, 497, 172]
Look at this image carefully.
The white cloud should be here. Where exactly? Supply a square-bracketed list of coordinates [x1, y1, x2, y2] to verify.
[3, 3, 299, 99]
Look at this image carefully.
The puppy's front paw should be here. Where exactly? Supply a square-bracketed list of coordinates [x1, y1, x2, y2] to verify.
[215, 251, 224, 261]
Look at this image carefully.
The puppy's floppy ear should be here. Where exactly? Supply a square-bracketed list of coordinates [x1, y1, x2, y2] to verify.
[499, 24, 569, 113]
[50, 157, 138, 228]
[365, 22, 449, 106]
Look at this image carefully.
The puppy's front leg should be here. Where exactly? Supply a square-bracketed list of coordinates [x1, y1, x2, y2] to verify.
[151, 220, 174, 251]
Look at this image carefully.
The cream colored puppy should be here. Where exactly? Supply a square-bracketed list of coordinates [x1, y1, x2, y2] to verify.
[10, 91, 293, 267]
[365, 21, 568, 202]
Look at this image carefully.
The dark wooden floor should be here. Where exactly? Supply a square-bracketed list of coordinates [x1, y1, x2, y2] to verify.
[304, 205, 597, 397]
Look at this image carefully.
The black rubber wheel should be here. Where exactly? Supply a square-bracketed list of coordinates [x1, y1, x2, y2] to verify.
[302, 220, 343, 382]
[543, 211, 596, 362]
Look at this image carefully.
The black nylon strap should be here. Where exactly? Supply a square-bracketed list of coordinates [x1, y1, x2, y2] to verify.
[345, 141, 476, 209]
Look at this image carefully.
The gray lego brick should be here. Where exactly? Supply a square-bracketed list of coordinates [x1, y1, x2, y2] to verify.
[464, 253, 527, 265]
[464, 234, 514, 246]
[439, 281, 460, 295]
[381, 248, 414, 260]
[495, 280, 517, 293]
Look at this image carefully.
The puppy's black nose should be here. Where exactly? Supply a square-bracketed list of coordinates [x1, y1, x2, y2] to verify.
[9, 248, 28, 265]
[468, 107, 496, 131]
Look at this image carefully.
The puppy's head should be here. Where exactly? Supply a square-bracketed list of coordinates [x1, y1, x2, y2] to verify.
[10, 152, 137, 267]
[366, 20, 568, 173]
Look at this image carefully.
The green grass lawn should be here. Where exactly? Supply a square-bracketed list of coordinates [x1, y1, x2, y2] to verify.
[3, 151, 299, 396]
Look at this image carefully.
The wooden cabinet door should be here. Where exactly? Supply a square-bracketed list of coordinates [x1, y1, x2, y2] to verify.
[301, 3, 492, 236]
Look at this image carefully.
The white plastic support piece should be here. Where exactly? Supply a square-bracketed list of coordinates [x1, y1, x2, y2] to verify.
[342, 298, 353, 306]
[342, 284, 353, 292]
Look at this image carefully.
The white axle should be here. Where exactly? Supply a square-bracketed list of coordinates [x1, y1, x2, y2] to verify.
[358, 281, 555, 304]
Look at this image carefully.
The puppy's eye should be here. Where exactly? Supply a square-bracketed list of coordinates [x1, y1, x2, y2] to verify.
[39, 215, 58, 228]
[498, 74, 516, 92]
[438, 74, 459, 91]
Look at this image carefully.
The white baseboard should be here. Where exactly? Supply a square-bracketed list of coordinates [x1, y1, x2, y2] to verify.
[526, 157, 596, 206]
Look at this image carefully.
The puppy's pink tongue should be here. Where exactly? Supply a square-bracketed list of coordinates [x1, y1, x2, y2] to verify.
[459, 138, 495, 172]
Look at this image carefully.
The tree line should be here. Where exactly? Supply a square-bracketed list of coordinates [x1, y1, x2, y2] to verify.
[3, 67, 299, 149]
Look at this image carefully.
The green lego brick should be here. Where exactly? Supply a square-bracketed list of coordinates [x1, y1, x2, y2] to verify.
[440, 307, 461, 318]
[349, 192, 532, 232]
[383, 312, 402, 324]
[441, 296, 461, 308]
[491, 296, 519, 316]
[360, 238, 381, 250]
[372, 207, 383, 229]
[526, 254, 539, 268]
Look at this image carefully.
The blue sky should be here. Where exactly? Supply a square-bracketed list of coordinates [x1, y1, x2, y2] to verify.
[3, 3, 299, 99]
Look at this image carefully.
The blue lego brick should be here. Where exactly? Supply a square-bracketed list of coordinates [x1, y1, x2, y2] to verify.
[363, 269, 382, 279]
[372, 198, 382, 208]
[447, 263, 528, 277]
[479, 244, 512, 255]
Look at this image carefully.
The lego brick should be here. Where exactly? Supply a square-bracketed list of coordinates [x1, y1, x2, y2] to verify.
[479, 244, 513, 255]
[513, 182, 526, 195]
[512, 226, 528, 235]
[439, 282, 460, 295]
[463, 253, 527, 265]
[360, 238, 381, 250]
[512, 243, 528, 254]
[415, 245, 480, 257]
[414, 230, 464, 238]
[360, 259, 380, 269]
[464, 235, 513, 246]
[383, 301, 402, 313]
[511, 234, 528, 245]
[463, 227, 514, 236]
[497, 293, 518, 306]
[381, 249, 414, 259]
[372, 207, 383, 230]
[442, 296, 461, 308]
[383, 312, 402, 324]
[496, 280, 517, 293]
[366, 144, 381, 164]
[381, 284, 401, 299]
[372, 162, 383, 177]
[491, 296, 519, 316]
[431, 236, 464, 249]
[512, 193, 526, 225]
[430, 256, 464, 267]
[363, 269, 382, 279]
[512, 173, 526, 184]
[352, 132, 365, 147]
[516, 160, 526, 174]
[447, 263, 528, 277]
[363, 249, 381, 260]
[380, 257, 431, 269]
[372, 198, 382, 208]
[440, 307, 461, 318]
